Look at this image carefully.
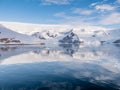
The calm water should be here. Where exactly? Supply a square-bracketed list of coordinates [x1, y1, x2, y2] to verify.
[0, 44, 120, 90]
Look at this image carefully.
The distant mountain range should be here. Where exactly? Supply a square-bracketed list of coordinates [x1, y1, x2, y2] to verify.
[0, 21, 120, 46]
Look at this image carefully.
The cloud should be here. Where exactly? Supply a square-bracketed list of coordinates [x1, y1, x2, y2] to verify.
[54, 12, 73, 19]
[91, 2, 99, 7]
[54, 11, 120, 26]
[41, 0, 71, 5]
[90, 1, 117, 12]
[54, 12, 99, 25]
[95, 4, 116, 11]
[73, 8, 94, 15]
[100, 12, 120, 25]
[53, 0, 120, 27]
[116, 0, 120, 4]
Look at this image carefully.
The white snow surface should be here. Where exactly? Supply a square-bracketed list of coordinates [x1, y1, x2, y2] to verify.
[0, 24, 41, 44]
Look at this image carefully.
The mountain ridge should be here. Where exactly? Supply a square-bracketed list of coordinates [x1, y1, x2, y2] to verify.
[0, 21, 120, 46]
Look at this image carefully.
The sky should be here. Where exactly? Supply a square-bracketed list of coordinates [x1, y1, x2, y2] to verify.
[0, 0, 120, 28]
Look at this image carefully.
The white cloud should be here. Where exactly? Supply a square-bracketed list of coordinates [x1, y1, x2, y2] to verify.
[54, 12, 99, 25]
[41, 0, 71, 5]
[54, 12, 73, 19]
[100, 12, 120, 25]
[54, 11, 120, 26]
[117, 0, 120, 4]
[73, 8, 94, 15]
[53, 0, 120, 27]
[95, 4, 116, 11]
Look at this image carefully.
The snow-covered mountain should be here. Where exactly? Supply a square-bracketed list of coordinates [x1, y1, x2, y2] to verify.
[0, 24, 41, 44]
[31, 30, 58, 40]
[0, 21, 120, 46]
[32, 29, 80, 44]
[59, 29, 80, 43]
[31, 27, 120, 46]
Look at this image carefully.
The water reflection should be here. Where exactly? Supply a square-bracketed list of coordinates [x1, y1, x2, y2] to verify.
[59, 43, 79, 56]
[0, 44, 120, 90]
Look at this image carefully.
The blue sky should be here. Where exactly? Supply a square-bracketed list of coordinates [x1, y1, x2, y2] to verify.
[0, 0, 120, 28]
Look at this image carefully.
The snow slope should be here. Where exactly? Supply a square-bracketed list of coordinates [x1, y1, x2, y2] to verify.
[0, 24, 41, 44]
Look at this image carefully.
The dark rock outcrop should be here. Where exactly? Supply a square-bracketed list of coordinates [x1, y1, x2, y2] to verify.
[113, 39, 120, 44]
[32, 32, 46, 40]
[59, 30, 80, 44]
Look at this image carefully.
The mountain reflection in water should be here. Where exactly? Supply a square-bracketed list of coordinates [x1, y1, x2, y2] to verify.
[0, 44, 120, 90]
